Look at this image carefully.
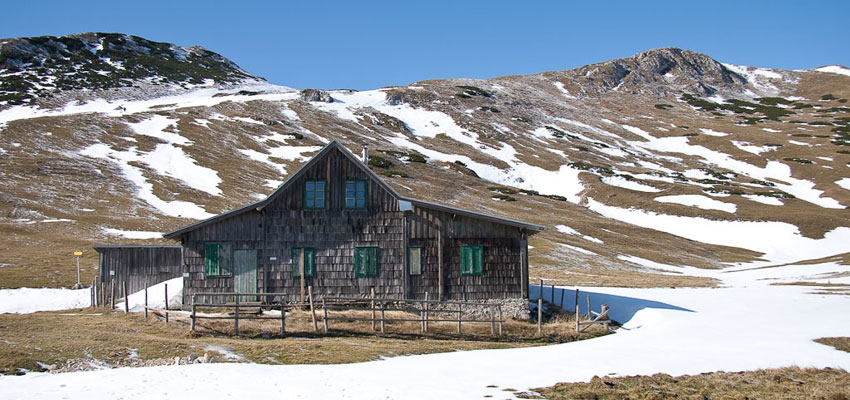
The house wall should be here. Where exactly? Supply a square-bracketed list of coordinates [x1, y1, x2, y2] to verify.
[407, 206, 525, 300]
[180, 145, 529, 306]
[95, 246, 182, 298]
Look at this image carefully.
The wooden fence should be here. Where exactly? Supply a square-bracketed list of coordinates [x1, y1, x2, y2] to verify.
[172, 287, 506, 337]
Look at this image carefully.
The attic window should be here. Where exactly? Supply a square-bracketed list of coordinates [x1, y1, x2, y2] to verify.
[304, 180, 326, 209]
[345, 180, 367, 209]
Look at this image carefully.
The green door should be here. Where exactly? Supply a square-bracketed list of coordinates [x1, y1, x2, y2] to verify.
[233, 250, 258, 302]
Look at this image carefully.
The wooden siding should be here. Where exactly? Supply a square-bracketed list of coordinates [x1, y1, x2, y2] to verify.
[179, 145, 528, 305]
[95, 246, 182, 298]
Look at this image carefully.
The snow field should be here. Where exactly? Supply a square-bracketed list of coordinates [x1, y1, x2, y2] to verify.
[2, 262, 849, 400]
[654, 194, 737, 213]
[587, 198, 850, 265]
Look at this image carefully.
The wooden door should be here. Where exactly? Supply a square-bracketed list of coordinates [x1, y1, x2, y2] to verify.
[233, 250, 258, 302]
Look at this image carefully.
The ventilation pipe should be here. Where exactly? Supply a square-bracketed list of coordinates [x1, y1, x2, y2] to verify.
[362, 142, 369, 164]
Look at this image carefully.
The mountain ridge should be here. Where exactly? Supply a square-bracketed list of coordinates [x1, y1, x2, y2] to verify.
[0, 33, 848, 290]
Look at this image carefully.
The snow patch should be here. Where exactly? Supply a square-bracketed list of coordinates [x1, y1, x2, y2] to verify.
[601, 176, 660, 192]
[102, 228, 162, 239]
[814, 65, 850, 77]
[699, 128, 728, 137]
[654, 194, 737, 213]
[587, 198, 850, 265]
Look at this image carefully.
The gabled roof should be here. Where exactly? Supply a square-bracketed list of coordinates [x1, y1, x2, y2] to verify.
[163, 140, 543, 239]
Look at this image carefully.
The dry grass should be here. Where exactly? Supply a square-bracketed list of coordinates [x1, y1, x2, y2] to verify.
[518, 367, 850, 399]
[0, 307, 608, 374]
[817, 337, 850, 353]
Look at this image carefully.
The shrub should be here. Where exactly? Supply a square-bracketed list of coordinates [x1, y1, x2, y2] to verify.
[783, 157, 814, 164]
[654, 103, 673, 110]
[368, 155, 393, 169]
[822, 94, 838, 101]
[455, 85, 493, 98]
[488, 186, 518, 195]
[492, 194, 517, 202]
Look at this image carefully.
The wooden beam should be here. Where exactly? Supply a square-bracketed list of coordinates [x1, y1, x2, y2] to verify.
[437, 216, 443, 301]
[520, 230, 529, 299]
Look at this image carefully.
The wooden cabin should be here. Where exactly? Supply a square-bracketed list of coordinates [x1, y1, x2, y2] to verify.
[163, 140, 543, 305]
[93, 245, 183, 297]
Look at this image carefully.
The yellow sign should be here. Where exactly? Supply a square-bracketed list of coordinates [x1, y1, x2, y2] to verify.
[73, 251, 83, 256]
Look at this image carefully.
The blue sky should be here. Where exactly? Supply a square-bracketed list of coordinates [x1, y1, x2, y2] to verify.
[2, 1, 848, 90]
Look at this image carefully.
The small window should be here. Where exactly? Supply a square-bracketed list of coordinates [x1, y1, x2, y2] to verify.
[204, 243, 232, 277]
[460, 245, 483, 275]
[408, 246, 422, 275]
[345, 180, 367, 209]
[354, 247, 378, 277]
[291, 247, 316, 277]
[304, 180, 326, 209]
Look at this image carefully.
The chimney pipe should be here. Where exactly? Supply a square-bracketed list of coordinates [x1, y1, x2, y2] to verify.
[362, 143, 369, 164]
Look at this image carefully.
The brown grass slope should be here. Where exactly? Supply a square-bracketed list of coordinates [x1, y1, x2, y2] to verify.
[0, 46, 848, 289]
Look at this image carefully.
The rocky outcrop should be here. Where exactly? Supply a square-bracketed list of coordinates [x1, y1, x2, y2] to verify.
[560, 48, 749, 97]
[0, 32, 259, 106]
[299, 88, 334, 103]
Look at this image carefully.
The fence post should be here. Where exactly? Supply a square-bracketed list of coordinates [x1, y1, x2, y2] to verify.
[370, 288, 376, 332]
[575, 301, 580, 333]
[190, 294, 196, 331]
[110, 280, 115, 310]
[280, 302, 286, 335]
[424, 292, 430, 333]
[322, 299, 328, 333]
[380, 301, 385, 334]
[123, 281, 129, 313]
[560, 287, 565, 309]
[498, 305, 503, 337]
[490, 305, 496, 336]
[234, 293, 240, 335]
[537, 297, 543, 335]
[90, 284, 95, 308]
[420, 299, 425, 333]
[144, 287, 148, 319]
[164, 283, 169, 324]
[587, 295, 591, 320]
[539, 279, 544, 303]
[574, 289, 579, 319]
[457, 303, 462, 334]
[551, 284, 555, 305]
[308, 286, 318, 333]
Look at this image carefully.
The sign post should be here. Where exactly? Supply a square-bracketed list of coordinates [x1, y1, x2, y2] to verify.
[73, 251, 82, 287]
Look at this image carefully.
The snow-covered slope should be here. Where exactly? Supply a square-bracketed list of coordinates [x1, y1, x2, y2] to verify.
[0, 35, 849, 289]
[1, 262, 848, 399]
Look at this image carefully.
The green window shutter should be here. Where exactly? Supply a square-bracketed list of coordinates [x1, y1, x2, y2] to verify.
[355, 247, 377, 277]
[306, 248, 315, 277]
[291, 248, 301, 278]
[292, 248, 315, 278]
[472, 246, 483, 275]
[354, 247, 364, 277]
[369, 247, 378, 276]
[204, 243, 219, 276]
[408, 247, 422, 275]
[460, 246, 472, 275]
[219, 243, 232, 276]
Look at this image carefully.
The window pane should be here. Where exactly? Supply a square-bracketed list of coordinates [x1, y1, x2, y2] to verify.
[409, 247, 421, 275]
[346, 198, 355, 207]
[306, 181, 314, 191]
[356, 197, 365, 208]
[315, 197, 324, 207]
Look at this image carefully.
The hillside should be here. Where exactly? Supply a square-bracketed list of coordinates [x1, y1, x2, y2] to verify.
[1, 34, 849, 289]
